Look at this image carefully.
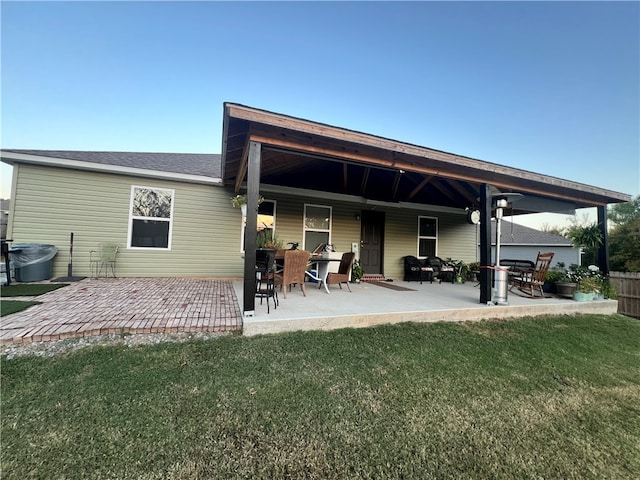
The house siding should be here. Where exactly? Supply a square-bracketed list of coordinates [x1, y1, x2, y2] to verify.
[9, 164, 244, 278]
[8, 163, 478, 280]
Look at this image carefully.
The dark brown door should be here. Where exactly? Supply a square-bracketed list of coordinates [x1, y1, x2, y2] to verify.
[360, 211, 384, 275]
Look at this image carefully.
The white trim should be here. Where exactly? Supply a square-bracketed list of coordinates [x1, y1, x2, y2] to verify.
[1, 152, 222, 185]
[303, 203, 332, 251]
[127, 185, 175, 250]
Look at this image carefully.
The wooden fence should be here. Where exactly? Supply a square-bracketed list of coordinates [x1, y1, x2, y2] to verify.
[610, 272, 640, 319]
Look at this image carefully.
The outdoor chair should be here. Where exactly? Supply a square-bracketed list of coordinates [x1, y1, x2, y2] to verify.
[426, 256, 455, 284]
[255, 248, 278, 313]
[325, 252, 356, 292]
[275, 249, 311, 299]
[403, 255, 434, 284]
[508, 251, 555, 298]
[90, 243, 119, 278]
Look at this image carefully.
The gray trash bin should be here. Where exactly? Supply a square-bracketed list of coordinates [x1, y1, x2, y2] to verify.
[10, 243, 57, 282]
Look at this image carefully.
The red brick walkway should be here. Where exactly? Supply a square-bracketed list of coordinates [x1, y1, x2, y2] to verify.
[0, 278, 242, 345]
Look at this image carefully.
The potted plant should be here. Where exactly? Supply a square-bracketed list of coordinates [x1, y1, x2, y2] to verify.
[544, 268, 563, 294]
[574, 276, 599, 301]
[231, 194, 264, 217]
[467, 262, 481, 282]
[449, 259, 469, 284]
[351, 260, 364, 283]
[555, 263, 581, 298]
[256, 230, 283, 250]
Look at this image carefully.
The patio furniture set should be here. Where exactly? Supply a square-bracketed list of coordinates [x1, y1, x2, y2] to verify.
[255, 249, 356, 313]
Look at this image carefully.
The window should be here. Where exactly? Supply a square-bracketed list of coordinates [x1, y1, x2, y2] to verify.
[418, 216, 437, 257]
[128, 186, 174, 249]
[241, 200, 276, 251]
[304, 204, 332, 251]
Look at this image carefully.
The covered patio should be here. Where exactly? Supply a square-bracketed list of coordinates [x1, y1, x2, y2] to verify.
[221, 103, 631, 317]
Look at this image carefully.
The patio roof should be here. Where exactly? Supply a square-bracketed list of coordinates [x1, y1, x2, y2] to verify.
[221, 103, 631, 214]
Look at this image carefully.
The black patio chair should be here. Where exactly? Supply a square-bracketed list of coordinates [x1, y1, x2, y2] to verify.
[403, 255, 433, 284]
[255, 248, 278, 313]
[425, 257, 455, 284]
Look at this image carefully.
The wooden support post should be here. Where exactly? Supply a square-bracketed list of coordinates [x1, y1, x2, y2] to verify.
[479, 184, 492, 304]
[243, 141, 261, 316]
[597, 205, 609, 275]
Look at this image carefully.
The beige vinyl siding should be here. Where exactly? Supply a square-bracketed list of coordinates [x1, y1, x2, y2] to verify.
[376, 207, 477, 280]
[8, 163, 478, 280]
[10, 164, 244, 278]
[260, 192, 477, 280]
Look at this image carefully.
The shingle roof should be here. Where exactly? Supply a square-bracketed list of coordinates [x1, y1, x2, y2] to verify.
[2, 150, 221, 178]
[492, 219, 571, 245]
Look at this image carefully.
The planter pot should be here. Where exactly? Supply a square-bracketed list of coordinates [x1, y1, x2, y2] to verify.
[543, 281, 557, 294]
[573, 291, 594, 302]
[556, 282, 577, 298]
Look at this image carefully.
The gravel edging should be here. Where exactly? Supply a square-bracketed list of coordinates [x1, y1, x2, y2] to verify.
[0, 331, 233, 360]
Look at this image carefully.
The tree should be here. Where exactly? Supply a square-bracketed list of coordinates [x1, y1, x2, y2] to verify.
[566, 222, 603, 266]
[608, 196, 640, 272]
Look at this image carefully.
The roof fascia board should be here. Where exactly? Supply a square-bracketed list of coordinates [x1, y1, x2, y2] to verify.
[255, 183, 466, 215]
[226, 103, 630, 204]
[1, 152, 222, 186]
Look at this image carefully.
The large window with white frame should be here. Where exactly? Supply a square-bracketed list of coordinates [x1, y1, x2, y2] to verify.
[418, 216, 437, 257]
[128, 186, 175, 249]
[241, 200, 276, 251]
[304, 204, 332, 251]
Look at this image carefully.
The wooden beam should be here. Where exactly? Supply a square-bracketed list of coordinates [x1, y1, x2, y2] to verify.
[343, 163, 348, 191]
[360, 167, 370, 196]
[391, 172, 402, 200]
[243, 141, 261, 316]
[229, 103, 629, 204]
[248, 134, 604, 205]
[407, 175, 433, 201]
[234, 139, 250, 193]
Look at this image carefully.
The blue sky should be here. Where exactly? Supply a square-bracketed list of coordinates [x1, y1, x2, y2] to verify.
[1, 1, 638, 229]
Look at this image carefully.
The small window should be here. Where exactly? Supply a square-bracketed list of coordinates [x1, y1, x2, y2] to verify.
[304, 204, 332, 251]
[418, 216, 437, 257]
[241, 200, 276, 252]
[128, 186, 175, 249]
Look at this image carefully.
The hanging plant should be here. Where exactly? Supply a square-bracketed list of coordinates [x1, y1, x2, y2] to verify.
[231, 194, 264, 209]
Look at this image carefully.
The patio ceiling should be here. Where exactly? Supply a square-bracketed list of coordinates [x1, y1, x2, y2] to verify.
[221, 103, 630, 213]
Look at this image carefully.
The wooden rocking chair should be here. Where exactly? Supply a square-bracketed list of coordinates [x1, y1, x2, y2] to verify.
[508, 251, 554, 298]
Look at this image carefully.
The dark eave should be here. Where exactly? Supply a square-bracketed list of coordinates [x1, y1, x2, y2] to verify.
[222, 103, 630, 213]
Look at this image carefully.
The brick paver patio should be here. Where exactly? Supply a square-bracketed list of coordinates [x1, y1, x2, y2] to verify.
[0, 278, 242, 345]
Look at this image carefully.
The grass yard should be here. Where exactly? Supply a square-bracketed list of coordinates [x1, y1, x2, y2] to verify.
[1, 314, 639, 479]
[0, 282, 69, 297]
[0, 300, 41, 317]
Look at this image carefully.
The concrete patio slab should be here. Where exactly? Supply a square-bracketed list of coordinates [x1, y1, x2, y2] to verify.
[238, 279, 618, 336]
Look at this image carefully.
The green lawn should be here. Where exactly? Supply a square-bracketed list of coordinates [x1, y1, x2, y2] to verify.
[0, 283, 69, 297]
[0, 300, 41, 317]
[1, 315, 639, 479]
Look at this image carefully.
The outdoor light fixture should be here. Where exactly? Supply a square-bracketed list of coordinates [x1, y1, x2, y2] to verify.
[492, 192, 523, 305]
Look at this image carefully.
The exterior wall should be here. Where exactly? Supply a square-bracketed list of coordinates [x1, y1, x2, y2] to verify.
[8, 163, 479, 280]
[9, 164, 245, 278]
[264, 191, 477, 280]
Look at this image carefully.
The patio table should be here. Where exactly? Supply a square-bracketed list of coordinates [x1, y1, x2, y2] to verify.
[306, 256, 342, 294]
